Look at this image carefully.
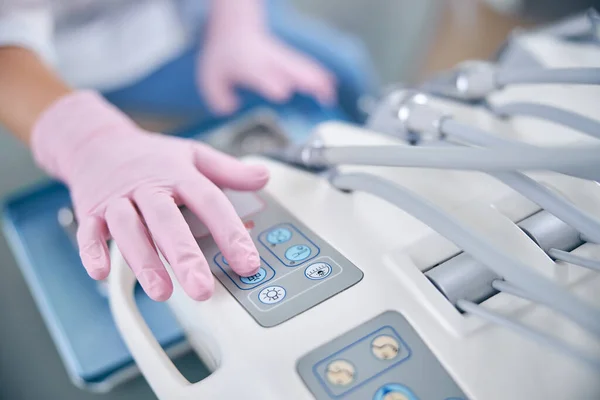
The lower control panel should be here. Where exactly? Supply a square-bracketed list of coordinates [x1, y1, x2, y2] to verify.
[297, 311, 468, 400]
[191, 190, 364, 327]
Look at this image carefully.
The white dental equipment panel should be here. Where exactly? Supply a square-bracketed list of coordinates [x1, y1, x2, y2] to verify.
[108, 13, 600, 400]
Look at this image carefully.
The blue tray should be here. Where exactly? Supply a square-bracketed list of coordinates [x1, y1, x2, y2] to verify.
[1, 102, 347, 391]
[2, 182, 188, 390]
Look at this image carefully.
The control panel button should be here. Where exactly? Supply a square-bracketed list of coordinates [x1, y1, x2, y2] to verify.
[258, 286, 286, 304]
[222, 256, 229, 265]
[373, 384, 418, 400]
[371, 335, 400, 360]
[304, 262, 332, 280]
[285, 244, 312, 263]
[266, 227, 292, 244]
[326, 360, 355, 386]
[240, 268, 267, 285]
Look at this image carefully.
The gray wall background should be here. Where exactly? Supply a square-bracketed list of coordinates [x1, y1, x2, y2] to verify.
[0, 2, 440, 399]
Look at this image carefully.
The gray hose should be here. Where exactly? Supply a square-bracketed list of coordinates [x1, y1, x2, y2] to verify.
[437, 119, 600, 242]
[489, 102, 600, 141]
[549, 248, 600, 273]
[433, 120, 600, 242]
[313, 145, 600, 181]
[456, 299, 600, 370]
[330, 171, 600, 336]
[496, 68, 600, 87]
[440, 118, 534, 149]
[493, 172, 600, 244]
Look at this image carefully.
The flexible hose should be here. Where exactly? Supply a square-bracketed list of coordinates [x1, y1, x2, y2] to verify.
[441, 118, 534, 149]
[314, 145, 600, 181]
[437, 119, 600, 243]
[489, 102, 600, 141]
[549, 248, 600, 273]
[496, 68, 600, 87]
[330, 171, 600, 336]
[457, 299, 600, 370]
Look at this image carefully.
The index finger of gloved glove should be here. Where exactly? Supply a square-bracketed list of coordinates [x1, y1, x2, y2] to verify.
[105, 198, 174, 302]
[193, 143, 270, 191]
[133, 189, 215, 301]
[177, 174, 261, 277]
[76, 216, 110, 280]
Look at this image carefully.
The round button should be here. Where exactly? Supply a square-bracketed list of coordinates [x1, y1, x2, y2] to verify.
[383, 393, 410, 400]
[373, 384, 417, 400]
[371, 335, 400, 360]
[240, 267, 266, 285]
[266, 227, 292, 244]
[325, 360, 355, 386]
[221, 256, 229, 265]
[304, 262, 332, 280]
[258, 286, 286, 304]
[285, 244, 311, 263]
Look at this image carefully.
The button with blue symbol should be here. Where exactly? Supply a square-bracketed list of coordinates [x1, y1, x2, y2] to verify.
[240, 268, 267, 285]
[266, 227, 292, 245]
[305, 262, 332, 280]
[258, 285, 286, 304]
[221, 256, 229, 265]
[285, 244, 311, 263]
[373, 383, 418, 400]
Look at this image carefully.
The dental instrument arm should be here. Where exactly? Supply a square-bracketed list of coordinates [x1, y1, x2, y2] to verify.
[423, 62, 600, 101]
[365, 91, 600, 242]
[329, 171, 600, 336]
[307, 145, 600, 181]
[496, 67, 600, 87]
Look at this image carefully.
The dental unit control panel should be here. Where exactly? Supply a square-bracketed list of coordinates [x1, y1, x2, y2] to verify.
[186, 191, 364, 328]
[107, 10, 600, 400]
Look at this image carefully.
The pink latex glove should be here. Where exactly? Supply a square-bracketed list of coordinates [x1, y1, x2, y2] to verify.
[31, 91, 269, 301]
[198, 0, 337, 115]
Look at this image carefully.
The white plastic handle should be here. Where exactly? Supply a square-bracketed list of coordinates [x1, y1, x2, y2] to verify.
[107, 244, 234, 400]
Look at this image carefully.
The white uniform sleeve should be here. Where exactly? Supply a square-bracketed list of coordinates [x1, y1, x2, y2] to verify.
[0, 4, 56, 66]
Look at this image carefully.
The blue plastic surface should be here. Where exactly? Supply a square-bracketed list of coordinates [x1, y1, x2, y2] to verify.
[1, 103, 347, 387]
[2, 182, 186, 385]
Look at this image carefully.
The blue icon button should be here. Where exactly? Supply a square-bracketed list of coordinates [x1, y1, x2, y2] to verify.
[285, 244, 311, 263]
[240, 268, 267, 285]
[266, 227, 292, 244]
[221, 256, 229, 265]
[373, 383, 418, 400]
[258, 286, 286, 304]
[305, 262, 332, 280]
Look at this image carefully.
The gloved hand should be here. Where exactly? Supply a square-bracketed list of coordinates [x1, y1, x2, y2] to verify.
[198, 0, 337, 115]
[31, 91, 269, 301]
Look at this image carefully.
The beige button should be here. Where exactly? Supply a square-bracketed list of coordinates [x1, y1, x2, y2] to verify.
[383, 392, 410, 400]
[371, 335, 400, 360]
[325, 360, 355, 386]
